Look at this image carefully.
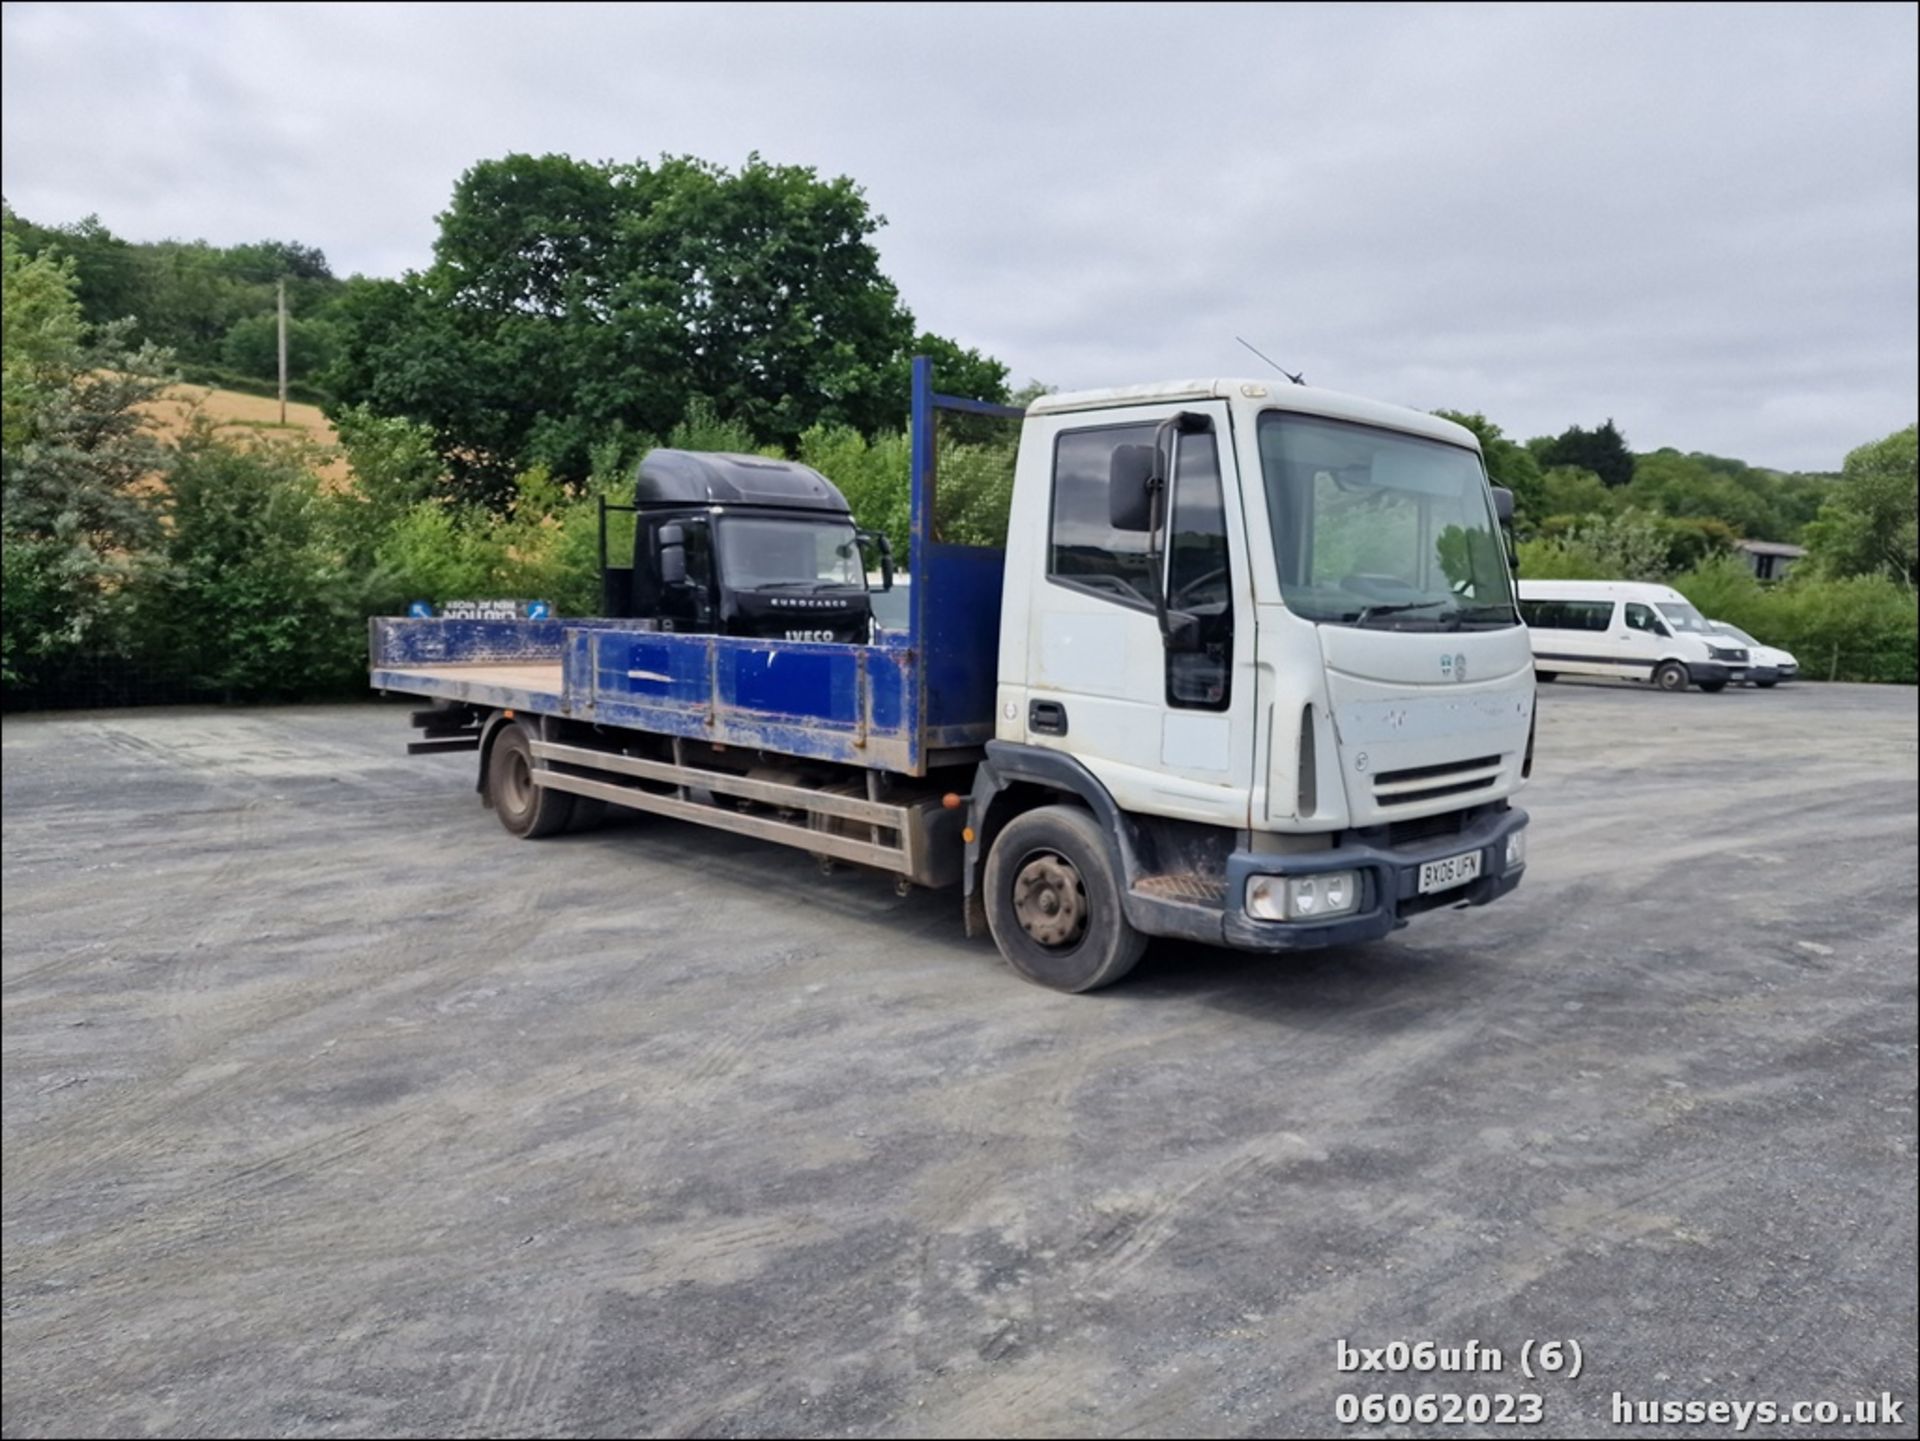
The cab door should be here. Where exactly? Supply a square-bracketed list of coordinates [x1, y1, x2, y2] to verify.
[1016, 400, 1254, 827]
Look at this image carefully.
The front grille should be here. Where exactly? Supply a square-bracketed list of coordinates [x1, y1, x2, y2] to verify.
[1383, 810, 1469, 847]
[1372, 753, 1502, 809]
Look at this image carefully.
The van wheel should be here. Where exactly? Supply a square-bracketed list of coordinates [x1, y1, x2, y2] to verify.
[1654, 661, 1690, 692]
[1535, 670, 1557, 683]
[985, 805, 1145, 993]
[487, 722, 576, 838]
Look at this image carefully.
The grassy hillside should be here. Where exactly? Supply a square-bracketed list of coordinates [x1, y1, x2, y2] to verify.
[140, 382, 351, 487]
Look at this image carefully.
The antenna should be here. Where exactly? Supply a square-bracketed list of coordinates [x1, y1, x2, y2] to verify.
[1235, 336, 1305, 386]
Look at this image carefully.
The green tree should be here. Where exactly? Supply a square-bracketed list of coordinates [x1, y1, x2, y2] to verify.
[1540, 418, 1635, 489]
[5, 206, 344, 375]
[218, 312, 339, 383]
[1519, 508, 1673, 581]
[2, 216, 173, 688]
[1536, 465, 1615, 521]
[1, 221, 85, 451]
[328, 152, 1008, 505]
[137, 423, 364, 697]
[1801, 424, 1917, 584]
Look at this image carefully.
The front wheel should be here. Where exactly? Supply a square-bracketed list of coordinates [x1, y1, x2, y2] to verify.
[1535, 670, 1558, 683]
[487, 721, 576, 838]
[1698, 679, 1728, 693]
[1755, 679, 1779, 689]
[985, 805, 1145, 993]
[1653, 661, 1691, 692]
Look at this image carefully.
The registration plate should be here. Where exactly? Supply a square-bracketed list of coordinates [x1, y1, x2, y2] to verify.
[1418, 849, 1483, 895]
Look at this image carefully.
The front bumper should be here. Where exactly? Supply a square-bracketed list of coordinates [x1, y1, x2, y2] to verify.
[1744, 664, 1781, 685]
[1217, 805, 1529, 953]
[1687, 660, 1741, 685]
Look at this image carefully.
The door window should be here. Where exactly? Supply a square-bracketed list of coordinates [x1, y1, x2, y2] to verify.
[1049, 423, 1158, 606]
[1165, 431, 1232, 709]
[1624, 603, 1665, 635]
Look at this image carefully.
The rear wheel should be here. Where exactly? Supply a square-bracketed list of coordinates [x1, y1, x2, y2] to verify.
[1654, 661, 1690, 692]
[568, 797, 610, 831]
[985, 805, 1145, 993]
[487, 722, 576, 838]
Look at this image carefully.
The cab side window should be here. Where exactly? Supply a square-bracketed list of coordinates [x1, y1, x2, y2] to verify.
[1624, 603, 1664, 635]
[1166, 431, 1231, 709]
[1049, 423, 1158, 606]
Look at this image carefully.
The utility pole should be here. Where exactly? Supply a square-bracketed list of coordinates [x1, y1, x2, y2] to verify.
[276, 275, 289, 425]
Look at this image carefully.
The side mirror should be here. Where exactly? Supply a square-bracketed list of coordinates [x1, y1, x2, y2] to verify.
[860, 530, 895, 592]
[1491, 486, 1515, 524]
[1108, 444, 1157, 531]
[658, 522, 687, 587]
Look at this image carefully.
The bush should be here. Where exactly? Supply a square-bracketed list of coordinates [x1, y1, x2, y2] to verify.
[218, 313, 339, 386]
[135, 422, 367, 698]
[1673, 556, 1916, 684]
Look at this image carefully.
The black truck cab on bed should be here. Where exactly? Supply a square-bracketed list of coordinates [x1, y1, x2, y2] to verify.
[600, 449, 892, 644]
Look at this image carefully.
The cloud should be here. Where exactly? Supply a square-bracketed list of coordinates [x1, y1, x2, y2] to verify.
[4, 0, 1913, 469]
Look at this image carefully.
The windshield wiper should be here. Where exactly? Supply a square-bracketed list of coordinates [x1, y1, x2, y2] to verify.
[1350, 599, 1450, 627]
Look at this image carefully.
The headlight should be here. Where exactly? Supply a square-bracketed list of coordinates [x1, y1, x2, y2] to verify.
[1505, 830, 1527, 872]
[1246, 870, 1361, 921]
[1708, 645, 1746, 662]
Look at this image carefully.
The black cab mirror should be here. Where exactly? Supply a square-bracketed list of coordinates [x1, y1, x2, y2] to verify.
[1108, 444, 1156, 531]
[658, 522, 688, 586]
[1491, 486, 1515, 524]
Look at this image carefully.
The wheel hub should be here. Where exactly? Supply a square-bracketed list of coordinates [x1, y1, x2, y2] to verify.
[502, 749, 533, 813]
[1012, 853, 1088, 949]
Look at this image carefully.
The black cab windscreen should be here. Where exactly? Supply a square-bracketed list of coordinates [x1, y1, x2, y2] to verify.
[718, 518, 866, 592]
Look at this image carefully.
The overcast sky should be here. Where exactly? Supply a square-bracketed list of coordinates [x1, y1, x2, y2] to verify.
[4, 1, 1915, 470]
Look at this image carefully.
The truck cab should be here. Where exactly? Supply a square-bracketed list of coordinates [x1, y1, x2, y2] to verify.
[604, 449, 889, 644]
[973, 379, 1534, 985]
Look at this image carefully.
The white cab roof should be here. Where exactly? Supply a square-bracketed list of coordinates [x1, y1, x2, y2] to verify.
[1027, 379, 1479, 451]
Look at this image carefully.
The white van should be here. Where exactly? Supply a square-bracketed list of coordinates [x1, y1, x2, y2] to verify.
[1517, 580, 1750, 692]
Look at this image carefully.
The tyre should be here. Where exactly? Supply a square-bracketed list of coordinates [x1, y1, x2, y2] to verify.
[1535, 670, 1558, 683]
[1698, 679, 1727, 693]
[1755, 679, 1778, 689]
[487, 721, 576, 838]
[568, 797, 610, 832]
[1653, 661, 1690, 692]
[984, 804, 1146, 993]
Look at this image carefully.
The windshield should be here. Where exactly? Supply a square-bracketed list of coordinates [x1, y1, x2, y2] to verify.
[1712, 621, 1758, 646]
[1258, 413, 1517, 628]
[717, 517, 865, 591]
[1657, 601, 1713, 635]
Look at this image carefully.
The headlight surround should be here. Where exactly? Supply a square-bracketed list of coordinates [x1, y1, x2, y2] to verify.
[1246, 870, 1361, 921]
[1708, 644, 1747, 663]
[1504, 829, 1527, 872]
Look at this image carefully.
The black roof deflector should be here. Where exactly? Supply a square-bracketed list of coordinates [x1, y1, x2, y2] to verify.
[635, 449, 852, 515]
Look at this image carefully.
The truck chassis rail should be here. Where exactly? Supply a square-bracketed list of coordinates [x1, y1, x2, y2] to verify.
[528, 738, 960, 886]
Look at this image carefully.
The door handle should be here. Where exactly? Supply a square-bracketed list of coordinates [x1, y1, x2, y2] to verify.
[1029, 700, 1068, 736]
